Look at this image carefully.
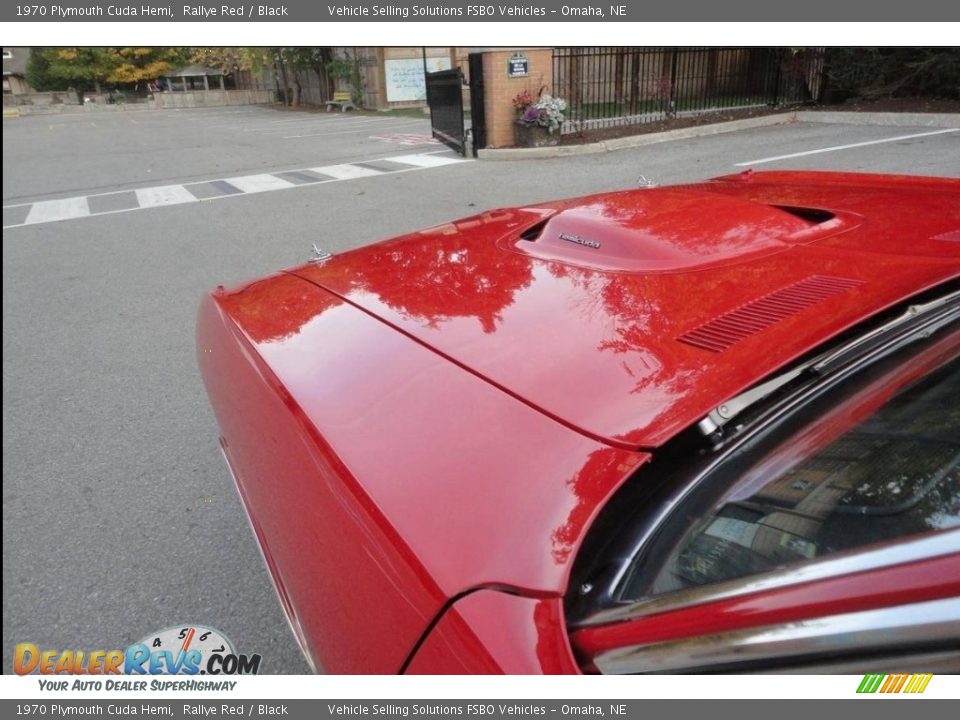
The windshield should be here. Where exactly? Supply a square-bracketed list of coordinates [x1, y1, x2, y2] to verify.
[623, 331, 960, 600]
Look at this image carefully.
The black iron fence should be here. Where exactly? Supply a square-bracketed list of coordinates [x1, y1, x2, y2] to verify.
[552, 47, 826, 135]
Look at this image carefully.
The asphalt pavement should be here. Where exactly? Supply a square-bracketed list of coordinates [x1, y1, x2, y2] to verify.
[3, 104, 958, 673]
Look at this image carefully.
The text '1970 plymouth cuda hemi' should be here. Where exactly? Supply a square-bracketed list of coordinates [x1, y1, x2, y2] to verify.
[198, 171, 960, 674]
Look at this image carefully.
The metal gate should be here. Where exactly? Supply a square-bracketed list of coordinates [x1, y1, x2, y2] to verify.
[425, 68, 466, 156]
[468, 53, 486, 155]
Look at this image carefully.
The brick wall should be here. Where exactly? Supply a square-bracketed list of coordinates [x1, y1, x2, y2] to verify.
[481, 49, 554, 148]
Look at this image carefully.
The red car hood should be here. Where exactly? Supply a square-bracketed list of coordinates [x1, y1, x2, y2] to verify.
[291, 171, 960, 449]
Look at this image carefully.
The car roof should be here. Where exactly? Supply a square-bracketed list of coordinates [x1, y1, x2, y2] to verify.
[291, 171, 960, 449]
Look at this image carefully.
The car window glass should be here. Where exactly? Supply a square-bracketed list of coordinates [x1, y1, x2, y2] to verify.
[627, 355, 960, 599]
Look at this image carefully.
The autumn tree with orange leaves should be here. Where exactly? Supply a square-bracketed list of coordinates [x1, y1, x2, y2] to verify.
[26, 47, 190, 96]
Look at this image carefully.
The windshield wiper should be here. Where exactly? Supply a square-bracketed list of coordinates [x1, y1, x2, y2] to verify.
[698, 287, 960, 437]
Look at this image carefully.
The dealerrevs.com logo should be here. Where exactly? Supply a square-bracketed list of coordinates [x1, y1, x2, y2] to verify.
[14, 625, 261, 676]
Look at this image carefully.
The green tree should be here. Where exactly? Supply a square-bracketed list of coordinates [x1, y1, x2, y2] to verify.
[280, 48, 326, 107]
[26, 47, 113, 94]
[193, 47, 336, 106]
[25, 47, 188, 97]
[24, 47, 55, 90]
[326, 48, 365, 107]
[304, 48, 336, 103]
[250, 48, 320, 107]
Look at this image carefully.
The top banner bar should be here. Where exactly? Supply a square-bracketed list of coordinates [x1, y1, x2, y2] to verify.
[4, 0, 960, 22]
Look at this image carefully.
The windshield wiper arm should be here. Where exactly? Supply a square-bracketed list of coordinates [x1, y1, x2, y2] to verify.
[698, 287, 960, 437]
[812, 289, 960, 373]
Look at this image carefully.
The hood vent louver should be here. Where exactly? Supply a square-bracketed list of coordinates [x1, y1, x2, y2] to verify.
[520, 220, 548, 242]
[678, 275, 864, 352]
[772, 205, 836, 224]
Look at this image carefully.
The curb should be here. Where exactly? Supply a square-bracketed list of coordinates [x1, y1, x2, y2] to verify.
[477, 110, 960, 161]
[4, 103, 156, 117]
[794, 111, 960, 128]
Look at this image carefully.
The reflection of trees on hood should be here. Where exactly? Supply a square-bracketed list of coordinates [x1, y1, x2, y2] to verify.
[342, 234, 535, 334]
[545, 260, 668, 395]
[218, 273, 339, 345]
[547, 253, 779, 407]
[550, 448, 637, 565]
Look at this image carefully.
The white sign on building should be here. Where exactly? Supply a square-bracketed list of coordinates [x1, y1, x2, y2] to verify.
[385, 57, 453, 102]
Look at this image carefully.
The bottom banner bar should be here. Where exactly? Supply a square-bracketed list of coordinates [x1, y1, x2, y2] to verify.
[0, 700, 956, 720]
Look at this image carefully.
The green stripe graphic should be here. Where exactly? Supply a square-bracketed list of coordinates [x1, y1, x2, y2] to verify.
[857, 674, 886, 693]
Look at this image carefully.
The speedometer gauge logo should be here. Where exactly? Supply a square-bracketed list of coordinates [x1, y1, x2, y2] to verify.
[137, 625, 235, 673]
[127, 624, 260, 675]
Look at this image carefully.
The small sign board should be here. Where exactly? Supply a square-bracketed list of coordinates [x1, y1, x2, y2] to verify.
[385, 56, 452, 102]
[507, 52, 529, 78]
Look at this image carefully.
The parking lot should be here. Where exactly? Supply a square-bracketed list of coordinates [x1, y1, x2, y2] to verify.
[3, 104, 958, 673]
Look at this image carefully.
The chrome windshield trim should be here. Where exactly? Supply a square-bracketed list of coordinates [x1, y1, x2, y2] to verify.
[578, 529, 960, 628]
[594, 597, 960, 674]
[813, 288, 960, 372]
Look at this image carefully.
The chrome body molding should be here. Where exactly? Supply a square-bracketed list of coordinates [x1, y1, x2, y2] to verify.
[579, 529, 960, 627]
[746, 650, 960, 674]
[594, 596, 960, 674]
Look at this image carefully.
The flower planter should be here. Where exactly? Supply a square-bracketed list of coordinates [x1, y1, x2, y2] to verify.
[514, 121, 561, 148]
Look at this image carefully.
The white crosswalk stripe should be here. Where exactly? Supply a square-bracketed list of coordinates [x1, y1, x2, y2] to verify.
[386, 153, 466, 167]
[135, 185, 198, 208]
[25, 197, 90, 225]
[312, 164, 383, 179]
[224, 174, 296, 193]
[4, 152, 470, 229]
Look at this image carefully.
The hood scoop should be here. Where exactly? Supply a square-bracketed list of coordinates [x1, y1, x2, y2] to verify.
[506, 189, 850, 274]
